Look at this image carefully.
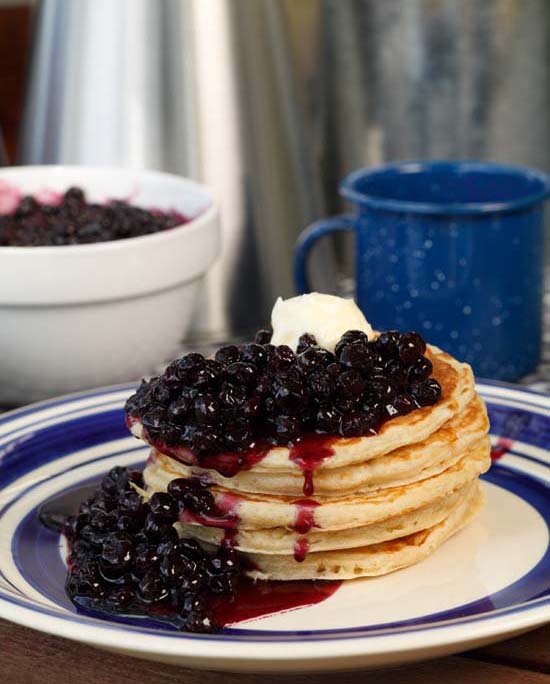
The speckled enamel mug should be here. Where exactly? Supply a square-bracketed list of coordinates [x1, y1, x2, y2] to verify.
[295, 161, 549, 381]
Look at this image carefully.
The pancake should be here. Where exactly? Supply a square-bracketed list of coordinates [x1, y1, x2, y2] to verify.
[130, 345, 476, 473]
[174, 481, 475, 554]
[143, 437, 491, 531]
[134, 331, 489, 583]
[149, 394, 489, 497]
[242, 481, 485, 580]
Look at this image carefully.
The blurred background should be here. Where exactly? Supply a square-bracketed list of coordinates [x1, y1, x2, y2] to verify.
[0, 0, 548, 392]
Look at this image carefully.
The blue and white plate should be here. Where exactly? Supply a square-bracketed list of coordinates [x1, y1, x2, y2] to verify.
[0, 382, 548, 672]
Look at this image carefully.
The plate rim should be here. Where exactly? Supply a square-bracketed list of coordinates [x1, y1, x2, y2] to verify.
[0, 381, 548, 665]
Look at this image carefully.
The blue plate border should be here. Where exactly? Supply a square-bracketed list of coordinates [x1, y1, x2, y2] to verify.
[0, 382, 548, 644]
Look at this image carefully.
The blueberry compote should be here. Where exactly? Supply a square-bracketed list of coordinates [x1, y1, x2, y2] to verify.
[125, 328, 442, 473]
[58, 466, 339, 632]
[0, 187, 188, 246]
[63, 466, 240, 633]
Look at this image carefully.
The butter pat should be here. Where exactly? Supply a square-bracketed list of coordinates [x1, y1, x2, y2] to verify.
[270, 293, 373, 352]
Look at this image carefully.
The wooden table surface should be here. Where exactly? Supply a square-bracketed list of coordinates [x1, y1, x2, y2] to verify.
[1, 619, 548, 683]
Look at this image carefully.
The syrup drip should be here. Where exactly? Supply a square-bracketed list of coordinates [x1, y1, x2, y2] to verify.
[289, 434, 337, 496]
[222, 528, 238, 548]
[303, 471, 315, 497]
[293, 538, 310, 563]
[491, 438, 514, 460]
[294, 499, 320, 535]
[180, 509, 239, 529]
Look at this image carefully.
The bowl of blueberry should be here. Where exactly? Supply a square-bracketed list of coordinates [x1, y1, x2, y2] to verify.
[0, 165, 219, 405]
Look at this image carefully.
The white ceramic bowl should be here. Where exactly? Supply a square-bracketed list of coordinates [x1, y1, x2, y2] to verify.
[0, 166, 219, 405]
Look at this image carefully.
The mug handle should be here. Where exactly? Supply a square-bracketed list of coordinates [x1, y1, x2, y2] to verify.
[294, 214, 355, 294]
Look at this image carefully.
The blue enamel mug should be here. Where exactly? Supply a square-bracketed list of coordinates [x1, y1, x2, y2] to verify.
[295, 161, 549, 381]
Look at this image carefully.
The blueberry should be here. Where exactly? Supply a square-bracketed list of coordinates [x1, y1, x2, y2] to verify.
[207, 571, 236, 595]
[390, 394, 416, 416]
[184, 610, 215, 633]
[196, 359, 221, 387]
[336, 370, 366, 399]
[408, 356, 433, 384]
[64, 186, 86, 204]
[134, 543, 161, 576]
[296, 333, 318, 354]
[334, 330, 369, 357]
[141, 407, 167, 437]
[90, 510, 117, 532]
[182, 488, 215, 515]
[192, 429, 222, 454]
[149, 381, 171, 406]
[66, 565, 104, 599]
[177, 352, 205, 372]
[337, 343, 375, 371]
[173, 538, 204, 560]
[254, 329, 272, 345]
[148, 493, 179, 522]
[274, 376, 307, 414]
[80, 524, 108, 547]
[365, 375, 398, 404]
[101, 533, 134, 569]
[223, 418, 253, 451]
[116, 515, 141, 533]
[243, 394, 261, 417]
[167, 478, 193, 501]
[219, 382, 247, 408]
[297, 347, 333, 373]
[163, 424, 185, 446]
[315, 407, 340, 433]
[273, 414, 301, 442]
[339, 411, 377, 437]
[64, 514, 86, 539]
[118, 490, 144, 517]
[167, 397, 192, 423]
[15, 195, 38, 217]
[157, 536, 176, 556]
[410, 379, 442, 406]
[375, 331, 401, 359]
[384, 359, 408, 387]
[160, 553, 197, 582]
[271, 345, 295, 370]
[138, 572, 169, 603]
[144, 513, 173, 540]
[215, 345, 240, 367]
[163, 361, 183, 387]
[240, 343, 267, 366]
[106, 586, 134, 607]
[398, 332, 426, 365]
[254, 373, 272, 398]
[224, 362, 257, 386]
[307, 370, 334, 401]
[194, 395, 219, 425]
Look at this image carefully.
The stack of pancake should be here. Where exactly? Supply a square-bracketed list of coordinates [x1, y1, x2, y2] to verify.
[137, 346, 490, 580]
